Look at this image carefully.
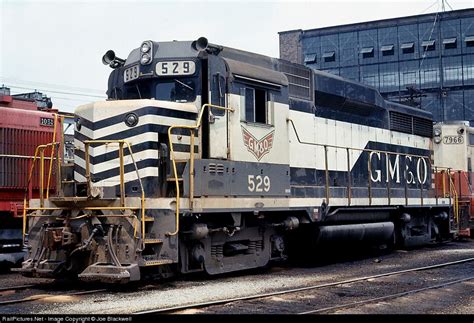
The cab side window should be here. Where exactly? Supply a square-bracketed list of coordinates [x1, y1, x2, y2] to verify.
[241, 87, 269, 124]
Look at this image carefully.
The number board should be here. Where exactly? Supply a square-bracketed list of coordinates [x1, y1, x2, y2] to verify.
[156, 61, 196, 76]
[443, 135, 464, 144]
[188, 160, 291, 197]
[40, 117, 54, 127]
[124, 65, 140, 83]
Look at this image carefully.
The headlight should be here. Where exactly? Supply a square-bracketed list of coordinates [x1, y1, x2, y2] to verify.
[433, 128, 442, 137]
[125, 113, 139, 127]
[434, 136, 442, 144]
[140, 40, 153, 65]
[141, 42, 150, 53]
[141, 53, 151, 65]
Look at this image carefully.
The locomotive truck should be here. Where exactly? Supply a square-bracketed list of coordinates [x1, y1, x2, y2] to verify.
[20, 38, 455, 283]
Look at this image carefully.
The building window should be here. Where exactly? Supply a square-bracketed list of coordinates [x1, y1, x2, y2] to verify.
[381, 73, 396, 89]
[465, 35, 474, 47]
[401, 71, 417, 87]
[443, 37, 457, 49]
[422, 39, 436, 51]
[360, 47, 374, 58]
[444, 67, 461, 83]
[322, 51, 335, 62]
[401, 42, 414, 54]
[243, 87, 267, 124]
[381, 44, 394, 56]
[304, 53, 317, 64]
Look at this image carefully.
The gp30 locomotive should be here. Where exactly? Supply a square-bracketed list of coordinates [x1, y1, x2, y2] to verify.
[20, 38, 454, 283]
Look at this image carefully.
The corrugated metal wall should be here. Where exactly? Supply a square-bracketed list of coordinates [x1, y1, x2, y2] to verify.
[0, 127, 56, 190]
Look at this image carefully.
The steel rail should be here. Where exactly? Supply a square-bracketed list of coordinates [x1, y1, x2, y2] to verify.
[0, 288, 107, 306]
[0, 284, 37, 292]
[133, 256, 474, 314]
[299, 276, 474, 314]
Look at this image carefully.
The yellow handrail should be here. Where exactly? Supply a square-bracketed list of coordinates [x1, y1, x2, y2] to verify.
[83, 140, 146, 239]
[23, 139, 146, 242]
[448, 172, 459, 229]
[22, 142, 61, 242]
[46, 113, 59, 199]
[167, 103, 234, 236]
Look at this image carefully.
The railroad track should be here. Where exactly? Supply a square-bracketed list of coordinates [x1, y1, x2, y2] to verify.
[0, 284, 37, 292]
[298, 275, 474, 314]
[134, 256, 474, 314]
[0, 288, 107, 306]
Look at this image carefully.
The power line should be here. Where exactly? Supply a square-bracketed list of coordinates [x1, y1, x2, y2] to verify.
[0, 76, 105, 94]
[49, 94, 100, 102]
[7, 84, 106, 99]
[444, 0, 455, 11]
[421, 0, 439, 14]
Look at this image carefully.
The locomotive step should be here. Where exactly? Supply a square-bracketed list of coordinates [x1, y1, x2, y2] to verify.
[142, 259, 174, 267]
[144, 238, 163, 244]
[166, 178, 183, 182]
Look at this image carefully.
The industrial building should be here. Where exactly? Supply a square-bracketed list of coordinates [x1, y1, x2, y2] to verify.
[279, 8, 474, 123]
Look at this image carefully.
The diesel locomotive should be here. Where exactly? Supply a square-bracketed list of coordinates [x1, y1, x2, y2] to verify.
[0, 86, 62, 267]
[20, 37, 455, 283]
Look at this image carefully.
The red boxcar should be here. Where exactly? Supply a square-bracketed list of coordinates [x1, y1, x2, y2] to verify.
[0, 86, 64, 266]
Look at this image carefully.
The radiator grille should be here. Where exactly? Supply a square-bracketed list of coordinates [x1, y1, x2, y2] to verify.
[389, 112, 433, 138]
[390, 111, 412, 134]
[413, 117, 433, 137]
[0, 127, 55, 189]
[279, 62, 312, 101]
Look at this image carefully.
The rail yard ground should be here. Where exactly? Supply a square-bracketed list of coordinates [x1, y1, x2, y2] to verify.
[0, 240, 473, 316]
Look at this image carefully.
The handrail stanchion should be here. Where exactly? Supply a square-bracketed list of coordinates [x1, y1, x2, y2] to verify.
[367, 151, 372, 206]
[324, 145, 329, 204]
[39, 149, 45, 208]
[85, 142, 91, 197]
[386, 152, 391, 205]
[166, 104, 234, 237]
[346, 148, 351, 206]
[190, 130, 195, 210]
[420, 158, 424, 206]
[46, 114, 58, 199]
[119, 141, 125, 207]
[56, 144, 62, 194]
[404, 161, 408, 206]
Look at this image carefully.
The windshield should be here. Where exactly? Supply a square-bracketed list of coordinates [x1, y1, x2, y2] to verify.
[155, 78, 196, 103]
[115, 78, 197, 103]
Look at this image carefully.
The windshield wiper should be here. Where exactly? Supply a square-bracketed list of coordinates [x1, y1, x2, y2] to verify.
[174, 79, 194, 91]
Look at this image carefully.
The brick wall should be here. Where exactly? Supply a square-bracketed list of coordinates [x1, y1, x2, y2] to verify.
[279, 30, 303, 64]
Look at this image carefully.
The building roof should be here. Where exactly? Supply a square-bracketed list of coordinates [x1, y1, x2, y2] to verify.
[278, 8, 474, 37]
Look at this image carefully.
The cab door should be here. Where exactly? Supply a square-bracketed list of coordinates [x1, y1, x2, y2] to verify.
[207, 55, 229, 159]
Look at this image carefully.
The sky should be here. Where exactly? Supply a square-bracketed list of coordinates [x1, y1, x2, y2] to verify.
[1, 0, 473, 113]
